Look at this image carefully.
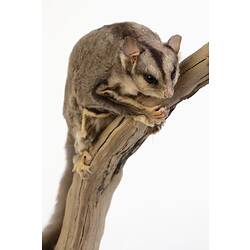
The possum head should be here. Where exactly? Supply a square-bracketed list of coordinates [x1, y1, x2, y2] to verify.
[116, 35, 181, 99]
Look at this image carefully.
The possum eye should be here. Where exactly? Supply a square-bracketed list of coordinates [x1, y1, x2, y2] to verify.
[171, 65, 177, 80]
[143, 74, 158, 85]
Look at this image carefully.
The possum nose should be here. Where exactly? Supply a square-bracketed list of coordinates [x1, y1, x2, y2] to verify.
[164, 87, 174, 98]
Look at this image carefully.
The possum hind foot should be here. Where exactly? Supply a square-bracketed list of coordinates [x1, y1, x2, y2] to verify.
[73, 150, 93, 179]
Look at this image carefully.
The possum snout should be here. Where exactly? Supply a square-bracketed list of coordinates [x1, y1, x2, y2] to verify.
[163, 87, 174, 98]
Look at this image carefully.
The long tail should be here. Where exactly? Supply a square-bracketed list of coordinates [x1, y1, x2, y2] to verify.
[42, 133, 75, 250]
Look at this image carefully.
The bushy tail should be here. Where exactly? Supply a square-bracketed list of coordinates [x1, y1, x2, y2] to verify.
[42, 133, 75, 250]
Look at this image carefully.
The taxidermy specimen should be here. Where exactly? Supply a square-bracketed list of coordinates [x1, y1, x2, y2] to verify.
[42, 22, 182, 250]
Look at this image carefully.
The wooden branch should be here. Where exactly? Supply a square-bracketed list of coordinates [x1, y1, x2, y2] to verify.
[55, 43, 209, 250]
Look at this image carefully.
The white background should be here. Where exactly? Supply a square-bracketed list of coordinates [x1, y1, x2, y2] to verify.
[1, 1, 250, 250]
[43, 1, 209, 250]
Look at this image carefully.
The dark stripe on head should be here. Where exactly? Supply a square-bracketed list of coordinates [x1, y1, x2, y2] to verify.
[141, 42, 165, 80]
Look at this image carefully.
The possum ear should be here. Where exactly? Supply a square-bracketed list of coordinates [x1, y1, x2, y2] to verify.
[164, 35, 182, 54]
[121, 36, 141, 68]
[122, 36, 140, 58]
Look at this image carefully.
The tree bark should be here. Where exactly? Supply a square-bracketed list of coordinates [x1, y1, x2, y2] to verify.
[55, 43, 209, 250]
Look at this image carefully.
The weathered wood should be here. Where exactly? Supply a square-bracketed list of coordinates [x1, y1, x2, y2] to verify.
[55, 43, 209, 250]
